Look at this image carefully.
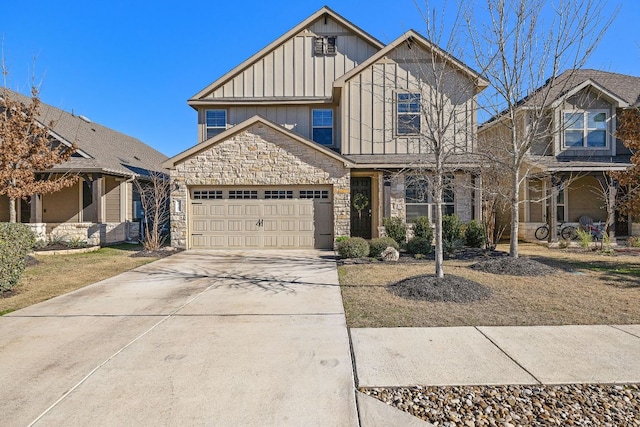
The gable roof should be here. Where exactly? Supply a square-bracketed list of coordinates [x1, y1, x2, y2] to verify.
[163, 115, 354, 169]
[1, 89, 168, 177]
[333, 30, 489, 91]
[188, 6, 384, 103]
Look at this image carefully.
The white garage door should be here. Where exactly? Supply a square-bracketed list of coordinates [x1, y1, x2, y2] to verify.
[189, 187, 333, 249]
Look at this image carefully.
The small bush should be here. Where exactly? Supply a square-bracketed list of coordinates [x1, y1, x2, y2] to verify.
[67, 237, 88, 249]
[407, 236, 433, 255]
[627, 236, 640, 248]
[576, 228, 593, 249]
[464, 220, 485, 248]
[0, 223, 37, 292]
[382, 217, 407, 244]
[369, 237, 399, 258]
[443, 214, 464, 253]
[337, 237, 370, 259]
[412, 216, 433, 241]
[335, 235, 350, 244]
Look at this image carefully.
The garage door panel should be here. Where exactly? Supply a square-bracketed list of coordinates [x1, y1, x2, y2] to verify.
[189, 187, 333, 249]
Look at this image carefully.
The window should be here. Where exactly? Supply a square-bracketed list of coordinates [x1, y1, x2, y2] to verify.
[300, 190, 329, 199]
[405, 175, 455, 222]
[229, 190, 257, 199]
[563, 110, 607, 148]
[193, 190, 222, 200]
[556, 187, 566, 222]
[264, 190, 293, 199]
[312, 109, 333, 145]
[397, 93, 421, 135]
[205, 110, 227, 139]
[314, 36, 337, 55]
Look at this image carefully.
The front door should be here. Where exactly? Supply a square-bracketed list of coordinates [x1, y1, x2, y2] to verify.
[350, 177, 372, 239]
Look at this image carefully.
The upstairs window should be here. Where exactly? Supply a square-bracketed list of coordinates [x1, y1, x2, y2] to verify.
[563, 110, 608, 148]
[314, 36, 337, 55]
[205, 109, 227, 139]
[397, 93, 421, 135]
[312, 109, 333, 145]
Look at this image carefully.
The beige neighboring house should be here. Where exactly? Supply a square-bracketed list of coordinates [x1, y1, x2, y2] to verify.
[164, 6, 488, 250]
[0, 89, 168, 246]
[479, 69, 639, 242]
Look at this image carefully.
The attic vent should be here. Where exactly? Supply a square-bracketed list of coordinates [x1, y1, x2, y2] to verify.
[314, 36, 337, 56]
[79, 115, 92, 123]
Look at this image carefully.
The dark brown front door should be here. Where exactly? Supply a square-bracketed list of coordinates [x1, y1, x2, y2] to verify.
[350, 177, 372, 239]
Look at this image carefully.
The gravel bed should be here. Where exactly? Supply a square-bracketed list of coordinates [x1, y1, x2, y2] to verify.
[361, 384, 640, 426]
[469, 257, 557, 276]
[387, 275, 492, 303]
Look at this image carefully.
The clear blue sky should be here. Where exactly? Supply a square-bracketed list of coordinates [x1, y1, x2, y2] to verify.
[1, 1, 637, 157]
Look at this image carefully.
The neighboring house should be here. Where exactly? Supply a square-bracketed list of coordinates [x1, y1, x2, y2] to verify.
[479, 69, 639, 241]
[0, 89, 168, 246]
[164, 6, 488, 250]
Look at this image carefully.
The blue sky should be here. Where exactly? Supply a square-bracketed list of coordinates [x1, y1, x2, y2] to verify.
[1, 1, 638, 157]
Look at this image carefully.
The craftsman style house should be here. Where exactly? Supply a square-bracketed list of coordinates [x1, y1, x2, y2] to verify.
[0, 89, 168, 245]
[164, 6, 488, 249]
[479, 69, 639, 241]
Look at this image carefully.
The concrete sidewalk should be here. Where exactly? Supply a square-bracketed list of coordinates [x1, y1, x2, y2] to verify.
[0, 250, 358, 426]
[351, 325, 640, 388]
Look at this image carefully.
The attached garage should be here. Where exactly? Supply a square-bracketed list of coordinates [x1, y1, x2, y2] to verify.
[189, 186, 333, 249]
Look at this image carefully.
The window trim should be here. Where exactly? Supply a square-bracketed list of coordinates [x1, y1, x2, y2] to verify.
[205, 109, 227, 140]
[312, 109, 334, 146]
[562, 109, 609, 149]
[404, 175, 455, 223]
[314, 36, 337, 56]
[396, 92, 421, 136]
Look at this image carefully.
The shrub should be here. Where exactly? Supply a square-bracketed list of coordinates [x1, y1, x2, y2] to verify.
[337, 237, 370, 259]
[576, 228, 593, 249]
[335, 235, 350, 244]
[412, 216, 433, 241]
[407, 236, 433, 255]
[443, 214, 464, 253]
[0, 223, 37, 292]
[368, 237, 399, 258]
[382, 217, 407, 244]
[627, 236, 640, 248]
[464, 220, 485, 248]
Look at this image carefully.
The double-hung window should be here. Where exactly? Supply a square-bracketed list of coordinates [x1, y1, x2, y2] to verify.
[405, 175, 455, 222]
[563, 110, 608, 148]
[312, 109, 333, 145]
[205, 110, 227, 139]
[397, 93, 421, 135]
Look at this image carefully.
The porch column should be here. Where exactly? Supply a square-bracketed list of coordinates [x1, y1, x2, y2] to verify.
[92, 176, 104, 223]
[548, 175, 558, 244]
[30, 194, 43, 223]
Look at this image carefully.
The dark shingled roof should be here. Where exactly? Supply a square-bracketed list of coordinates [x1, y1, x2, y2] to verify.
[1, 89, 168, 177]
[344, 153, 482, 168]
[527, 154, 632, 172]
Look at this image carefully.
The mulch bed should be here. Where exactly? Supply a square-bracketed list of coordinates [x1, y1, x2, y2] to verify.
[469, 257, 557, 276]
[130, 247, 184, 258]
[338, 248, 509, 265]
[387, 274, 493, 303]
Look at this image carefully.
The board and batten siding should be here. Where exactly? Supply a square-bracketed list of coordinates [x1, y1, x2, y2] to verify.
[205, 16, 378, 100]
[341, 47, 477, 156]
[104, 176, 121, 223]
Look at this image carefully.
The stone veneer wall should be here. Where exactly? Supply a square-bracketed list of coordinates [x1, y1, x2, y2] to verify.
[169, 123, 351, 249]
[28, 222, 140, 246]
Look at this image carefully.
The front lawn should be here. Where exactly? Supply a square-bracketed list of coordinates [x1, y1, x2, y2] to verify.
[0, 244, 159, 315]
[339, 243, 640, 327]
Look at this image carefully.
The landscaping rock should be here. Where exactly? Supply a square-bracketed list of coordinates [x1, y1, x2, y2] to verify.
[381, 247, 400, 262]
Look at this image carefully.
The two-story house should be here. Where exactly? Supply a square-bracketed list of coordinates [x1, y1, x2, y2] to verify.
[164, 6, 487, 249]
[479, 69, 638, 241]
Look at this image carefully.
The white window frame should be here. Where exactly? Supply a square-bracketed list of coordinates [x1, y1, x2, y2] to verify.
[397, 92, 421, 135]
[562, 109, 609, 149]
[405, 175, 455, 223]
[312, 109, 333, 146]
[314, 36, 337, 56]
[205, 109, 227, 140]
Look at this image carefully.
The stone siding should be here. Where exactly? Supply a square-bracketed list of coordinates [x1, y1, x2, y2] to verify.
[170, 123, 351, 249]
[43, 222, 140, 246]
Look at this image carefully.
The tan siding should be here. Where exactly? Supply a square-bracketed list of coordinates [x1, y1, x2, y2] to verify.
[227, 106, 311, 138]
[528, 179, 545, 223]
[568, 176, 606, 222]
[105, 176, 121, 223]
[43, 182, 80, 223]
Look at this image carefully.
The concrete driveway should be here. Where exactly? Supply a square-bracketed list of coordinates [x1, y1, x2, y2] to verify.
[0, 250, 358, 426]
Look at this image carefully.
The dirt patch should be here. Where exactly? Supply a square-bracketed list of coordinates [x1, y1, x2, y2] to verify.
[387, 274, 492, 303]
[469, 257, 557, 276]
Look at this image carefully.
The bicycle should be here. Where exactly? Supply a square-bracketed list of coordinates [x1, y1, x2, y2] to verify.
[584, 221, 606, 241]
[534, 222, 578, 241]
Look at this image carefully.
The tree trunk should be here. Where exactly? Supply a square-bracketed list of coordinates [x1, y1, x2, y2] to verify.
[510, 169, 519, 258]
[434, 162, 444, 278]
[9, 197, 17, 223]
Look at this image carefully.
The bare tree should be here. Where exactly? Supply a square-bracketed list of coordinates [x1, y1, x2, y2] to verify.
[466, 0, 615, 257]
[0, 58, 77, 222]
[135, 171, 170, 251]
[612, 107, 640, 218]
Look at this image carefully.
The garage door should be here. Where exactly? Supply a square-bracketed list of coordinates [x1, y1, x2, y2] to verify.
[189, 187, 333, 249]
